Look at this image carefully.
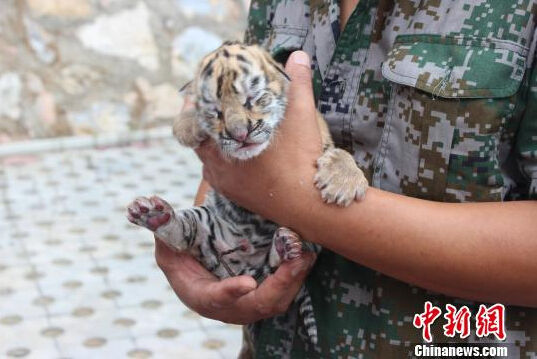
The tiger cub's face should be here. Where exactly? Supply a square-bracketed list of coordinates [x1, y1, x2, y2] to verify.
[189, 43, 289, 160]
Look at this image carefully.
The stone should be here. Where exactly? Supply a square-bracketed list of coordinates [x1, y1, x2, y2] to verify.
[174, 0, 213, 18]
[35, 91, 58, 127]
[23, 17, 57, 64]
[76, 2, 159, 71]
[171, 27, 222, 78]
[135, 78, 183, 120]
[175, 0, 243, 21]
[68, 102, 131, 135]
[0, 72, 22, 120]
[60, 64, 101, 95]
[24, 73, 61, 137]
[26, 0, 92, 19]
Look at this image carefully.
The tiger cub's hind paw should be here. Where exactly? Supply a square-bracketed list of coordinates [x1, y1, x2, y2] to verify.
[314, 148, 368, 207]
[269, 227, 302, 268]
[274, 227, 302, 261]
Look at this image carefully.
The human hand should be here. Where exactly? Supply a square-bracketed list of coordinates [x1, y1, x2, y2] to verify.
[154, 237, 316, 324]
[195, 51, 323, 224]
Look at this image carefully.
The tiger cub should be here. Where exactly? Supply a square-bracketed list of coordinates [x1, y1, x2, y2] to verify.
[127, 42, 368, 347]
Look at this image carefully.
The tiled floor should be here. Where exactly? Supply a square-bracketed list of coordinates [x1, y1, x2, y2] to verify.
[0, 138, 242, 358]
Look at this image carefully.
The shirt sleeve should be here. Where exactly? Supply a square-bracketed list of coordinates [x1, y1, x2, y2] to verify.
[515, 52, 537, 200]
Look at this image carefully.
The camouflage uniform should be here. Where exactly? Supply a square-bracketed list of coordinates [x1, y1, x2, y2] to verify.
[244, 0, 537, 358]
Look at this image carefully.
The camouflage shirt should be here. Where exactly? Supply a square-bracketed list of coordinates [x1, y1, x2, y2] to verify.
[244, 0, 537, 358]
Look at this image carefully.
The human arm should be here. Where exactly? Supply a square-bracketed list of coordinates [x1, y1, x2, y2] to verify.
[197, 51, 537, 308]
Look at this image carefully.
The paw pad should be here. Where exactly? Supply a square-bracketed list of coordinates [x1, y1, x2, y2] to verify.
[127, 196, 173, 231]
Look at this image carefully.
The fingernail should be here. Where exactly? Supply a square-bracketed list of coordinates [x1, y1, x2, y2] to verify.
[235, 285, 255, 296]
[292, 51, 310, 66]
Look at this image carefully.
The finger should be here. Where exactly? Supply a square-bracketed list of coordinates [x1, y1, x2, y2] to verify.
[154, 237, 180, 270]
[284, 51, 315, 110]
[194, 139, 220, 162]
[155, 239, 221, 308]
[246, 252, 317, 316]
[280, 52, 319, 144]
[201, 275, 258, 310]
[202, 165, 210, 182]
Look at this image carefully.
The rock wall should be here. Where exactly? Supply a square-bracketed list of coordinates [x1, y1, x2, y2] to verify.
[0, 0, 248, 143]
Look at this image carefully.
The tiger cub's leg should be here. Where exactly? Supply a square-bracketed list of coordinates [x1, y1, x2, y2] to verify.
[266, 228, 320, 345]
[268, 227, 303, 269]
[127, 196, 197, 251]
[314, 111, 368, 206]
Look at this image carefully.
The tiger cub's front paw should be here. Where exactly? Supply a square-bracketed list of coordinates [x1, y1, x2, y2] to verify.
[314, 148, 368, 207]
[127, 196, 174, 231]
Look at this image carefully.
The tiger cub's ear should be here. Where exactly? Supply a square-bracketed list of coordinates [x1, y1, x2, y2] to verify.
[179, 81, 193, 94]
[258, 48, 291, 83]
[271, 61, 291, 82]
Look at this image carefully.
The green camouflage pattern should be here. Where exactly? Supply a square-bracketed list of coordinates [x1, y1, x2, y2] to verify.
[244, 0, 537, 357]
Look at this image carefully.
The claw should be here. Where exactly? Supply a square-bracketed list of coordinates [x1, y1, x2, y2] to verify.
[128, 207, 140, 218]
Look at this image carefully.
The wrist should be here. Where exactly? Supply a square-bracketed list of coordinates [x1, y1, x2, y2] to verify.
[267, 169, 325, 235]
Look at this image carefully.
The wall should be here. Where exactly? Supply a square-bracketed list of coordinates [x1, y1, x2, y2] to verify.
[0, 0, 248, 143]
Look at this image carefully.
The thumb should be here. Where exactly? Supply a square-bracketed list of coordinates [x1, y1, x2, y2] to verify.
[284, 51, 315, 110]
[204, 275, 258, 309]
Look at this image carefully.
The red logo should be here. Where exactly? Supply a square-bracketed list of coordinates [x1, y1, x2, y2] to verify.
[443, 304, 471, 339]
[413, 303, 506, 342]
[413, 301, 442, 343]
[476, 304, 506, 340]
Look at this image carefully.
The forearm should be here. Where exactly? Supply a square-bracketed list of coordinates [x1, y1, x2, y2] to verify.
[269, 185, 537, 307]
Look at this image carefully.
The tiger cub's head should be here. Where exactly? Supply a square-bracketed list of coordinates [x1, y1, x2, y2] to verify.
[183, 42, 290, 160]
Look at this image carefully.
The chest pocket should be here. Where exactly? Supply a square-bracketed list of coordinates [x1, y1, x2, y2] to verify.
[379, 34, 528, 202]
[264, 0, 310, 64]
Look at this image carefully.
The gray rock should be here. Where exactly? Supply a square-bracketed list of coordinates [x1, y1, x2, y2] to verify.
[68, 102, 131, 135]
[23, 16, 57, 65]
[76, 2, 159, 71]
[0, 72, 22, 120]
[60, 64, 102, 95]
[175, 0, 244, 21]
[135, 78, 183, 121]
[25, 74, 59, 136]
[174, 0, 213, 17]
[172, 27, 222, 78]
[26, 0, 93, 19]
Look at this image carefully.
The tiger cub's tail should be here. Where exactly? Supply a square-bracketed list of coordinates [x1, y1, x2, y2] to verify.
[296, 286, 318, 345]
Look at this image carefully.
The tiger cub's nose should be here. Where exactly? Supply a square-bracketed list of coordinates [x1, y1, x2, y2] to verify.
[228, 127, 248, 142]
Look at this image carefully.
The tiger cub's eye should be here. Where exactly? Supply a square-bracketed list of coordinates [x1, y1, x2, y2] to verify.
[244, 97, 253, 110]
[255, 93, 271, 107]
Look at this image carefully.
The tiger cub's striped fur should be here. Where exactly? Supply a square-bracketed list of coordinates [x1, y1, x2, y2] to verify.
[127, 42, 368, 351]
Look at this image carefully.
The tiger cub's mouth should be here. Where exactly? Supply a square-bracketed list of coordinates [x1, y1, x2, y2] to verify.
[229, 139, 270, 160]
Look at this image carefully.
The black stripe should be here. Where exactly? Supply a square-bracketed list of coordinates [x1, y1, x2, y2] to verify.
[270, 61, 290, 81]
[201, 58, 215, 76]
[236, 54, 248, 63]
[250, 76, 260, 87]
[240, 65, 250, 76]
[216, 74, 224, 99]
